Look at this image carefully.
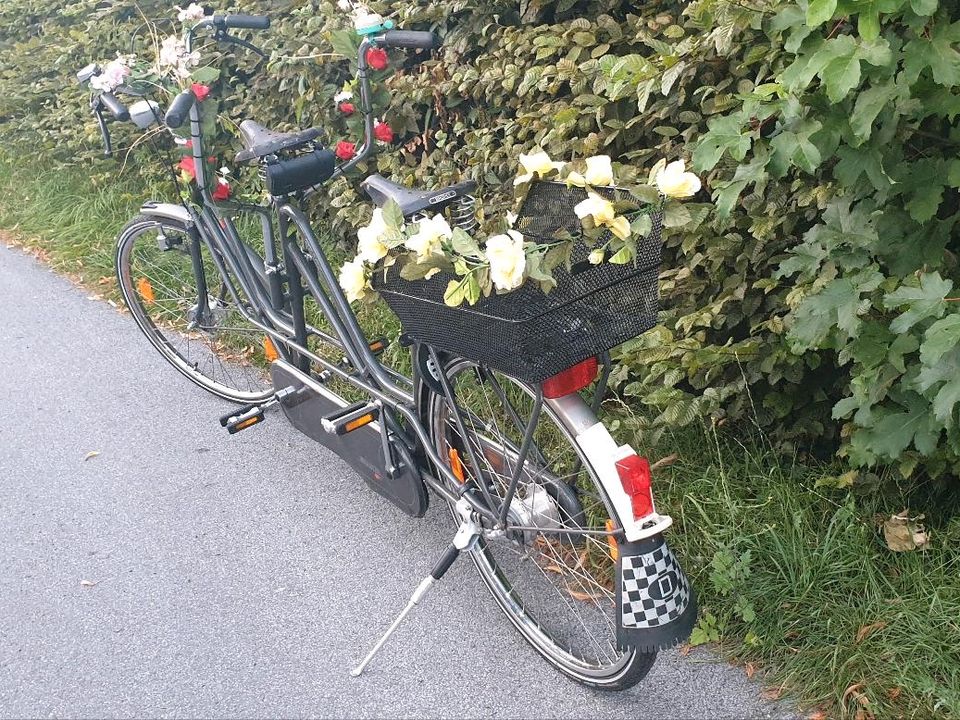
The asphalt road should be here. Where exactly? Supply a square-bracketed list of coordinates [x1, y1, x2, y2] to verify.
[0, 242, 794, 719]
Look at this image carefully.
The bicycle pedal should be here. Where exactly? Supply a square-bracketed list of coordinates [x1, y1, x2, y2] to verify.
[219, 401, 263, 427]
[225, 408, 265, 434]
[321, 401, 379, 436]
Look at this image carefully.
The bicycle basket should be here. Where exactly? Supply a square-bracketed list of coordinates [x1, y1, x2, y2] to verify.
[375, 181, 663, 383]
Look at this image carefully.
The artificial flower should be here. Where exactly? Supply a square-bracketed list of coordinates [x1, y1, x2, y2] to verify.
[339, 258, 368, 303]
[178, 155, 196, 181]
[366, 47, 389, 71]
[406, 214, 452, 259]
[175, 3, 205, 21]
[485, 230, 526, 291]
[588, 249, 605, 265]
[333, 88, 353, 103]
[353, 8, 383, 31]
[574, 192, 616, 225]
[90, 56, 131, 93]
[158, 35, 201, 79]
[609, 215, 631, 240]
[191, 83, 210, 102]
[337, 0, 353, 10]
[655, 159, 701, 198]
[336, 140, 356, 160]
[567, 155, 614, 187]
[513, 149, 564, 185]
[339, 102, 355, 115]
[356, 208, 390, 263]
[374, 121, 394, 143]
[212, 179, 231, 201]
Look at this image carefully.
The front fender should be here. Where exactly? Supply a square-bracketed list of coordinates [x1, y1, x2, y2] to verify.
[140, 201, 194, 227]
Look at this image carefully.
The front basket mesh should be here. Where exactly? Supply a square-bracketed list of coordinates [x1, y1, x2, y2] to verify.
[376, 181, 662, 383]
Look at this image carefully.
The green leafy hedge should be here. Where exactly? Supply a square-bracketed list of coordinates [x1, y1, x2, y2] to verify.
[3, 0, 960, 483]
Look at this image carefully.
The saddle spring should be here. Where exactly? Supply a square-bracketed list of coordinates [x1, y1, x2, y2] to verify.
[450, 194, 478, 233]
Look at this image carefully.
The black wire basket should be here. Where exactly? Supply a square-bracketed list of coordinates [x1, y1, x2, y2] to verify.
[375, 181, 663, 383]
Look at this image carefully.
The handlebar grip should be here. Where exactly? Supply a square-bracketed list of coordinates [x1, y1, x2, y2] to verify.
[164, 90, 196, 129]
[378, 30, 438, 50]
[214, 14, 270, 29]
[99, 92, 130, 121]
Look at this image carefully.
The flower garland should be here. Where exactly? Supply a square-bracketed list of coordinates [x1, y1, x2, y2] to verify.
[338, 151, 702, 306]
[85, 4, 235, 200]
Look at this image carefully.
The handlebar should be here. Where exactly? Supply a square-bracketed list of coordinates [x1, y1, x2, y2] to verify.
[99, 92, 130, 121]
[164, 89, 196, 129]
[375, 30, 438, 50]
[212, 14, 270, 30]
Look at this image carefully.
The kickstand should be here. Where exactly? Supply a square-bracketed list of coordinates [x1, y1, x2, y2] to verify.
[351, 499, 480, 677]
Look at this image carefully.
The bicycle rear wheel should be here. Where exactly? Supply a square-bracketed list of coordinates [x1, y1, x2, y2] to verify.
[115, 214, 274, 403]
[424, 355, 656, 690]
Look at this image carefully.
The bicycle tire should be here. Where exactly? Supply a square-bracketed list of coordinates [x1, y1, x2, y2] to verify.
[115, 214, 275, 404]
[424, 354, 657, 690]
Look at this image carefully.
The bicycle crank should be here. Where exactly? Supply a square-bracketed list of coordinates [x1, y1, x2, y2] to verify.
[351, 498, 480, 677]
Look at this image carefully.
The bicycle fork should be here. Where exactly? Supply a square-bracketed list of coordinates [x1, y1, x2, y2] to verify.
[351, 498, 481, 677]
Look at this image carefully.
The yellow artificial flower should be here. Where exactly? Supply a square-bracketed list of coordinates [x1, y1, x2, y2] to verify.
[656, 159, 702, 198]
[406, 213, 452, 260]
[338, 258, 368, 303]
[514, 149, 565, 185]
[485, 230, 527, 291]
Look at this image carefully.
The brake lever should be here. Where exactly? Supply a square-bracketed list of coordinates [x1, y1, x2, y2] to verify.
[91, 100, 113, 158]
[214, 29, 266, 59]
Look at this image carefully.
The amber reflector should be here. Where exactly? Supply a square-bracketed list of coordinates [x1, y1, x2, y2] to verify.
[264, 336, 279, 362]
[137, 277, 155, 305]
[449, 448, 466, 483]
[344, 414, 375, 433]
[605, 519, 619, 562]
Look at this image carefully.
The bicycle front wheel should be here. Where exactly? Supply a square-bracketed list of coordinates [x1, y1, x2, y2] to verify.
[115, 214, 274, 403]
[425, 355, 656, 690]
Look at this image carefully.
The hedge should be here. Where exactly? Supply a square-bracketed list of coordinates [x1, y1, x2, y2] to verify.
[2, 0, 960, 483]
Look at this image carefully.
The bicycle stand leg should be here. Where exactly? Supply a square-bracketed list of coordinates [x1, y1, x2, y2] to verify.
[351, 500, 480, 677]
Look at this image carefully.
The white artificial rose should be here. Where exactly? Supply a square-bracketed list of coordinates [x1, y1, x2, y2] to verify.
[353, 8, 384, 29]
[158, 36, 185, 67]
[337, 0, 353, 9]
[333, 88, 353, 103]
[584, 155, 614, 186]
[588, 249, 605, 265]
[574, 192, 616, 225]
[609, 215, 631, 240]
[175, 3, 205, 22]
[485, 230, 527, 291]
[338, 258, 368, 303]
[406, 213, 452, 259]
[514, 149, 565, 185]
[356, 208, 389, 263]
[656, 159, 702, 198]
[90, 57, 131, 92]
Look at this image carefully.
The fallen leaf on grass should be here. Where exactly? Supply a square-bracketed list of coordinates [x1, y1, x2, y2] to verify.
[855, 621, 887, 644]
[886, 687, 901, 701]
[745, 662, 756, 679]
[883, 512, 929, 552]
[83, 451, 100, 461]
[650, 453, 679, 470]
[760, 685, 783, 701]
[807, 710, 829, 720]
[677, 643, 692, 657]
[80, 579, 98, 587]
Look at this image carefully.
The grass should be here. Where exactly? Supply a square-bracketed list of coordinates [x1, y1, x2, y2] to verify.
[2, 152, 959, 718]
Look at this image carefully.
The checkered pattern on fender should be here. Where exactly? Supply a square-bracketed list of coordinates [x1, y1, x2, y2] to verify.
[620, 544, 691, 629]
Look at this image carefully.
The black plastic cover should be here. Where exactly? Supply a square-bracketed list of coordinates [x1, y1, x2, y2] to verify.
[164, 90, 195, 129]
[99, 92, 130, 121]
[215, 14, 270, 29]
[379, 30, 438, 49]
[264, 149, 336, 196]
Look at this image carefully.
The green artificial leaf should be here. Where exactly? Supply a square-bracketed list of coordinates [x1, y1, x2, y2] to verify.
[807, 0, 838, 26]
[190, 66, 220, 84]
[920, 314, 960, 366]
[450, 227, 481, 258]
[910, 0, 938, 14]
[883, 272, 953, 333]
[381, 199, 404, 229]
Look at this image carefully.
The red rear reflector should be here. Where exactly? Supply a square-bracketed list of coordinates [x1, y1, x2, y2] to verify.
[616, 454, 654, 519]
[542, 357, 598, 399]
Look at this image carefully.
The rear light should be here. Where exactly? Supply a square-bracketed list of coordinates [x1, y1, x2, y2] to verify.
[541, 357, 598, 399]
[616, 454, 654, 520]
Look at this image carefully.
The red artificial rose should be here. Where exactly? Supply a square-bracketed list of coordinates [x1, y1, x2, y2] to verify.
[212, 180, 231, 201]
[374, 121, 394, 143]
[184, 139, 193, 149]
[191, 83, 211, 102]
[339, 102, 355, 115]
[178, 155, 196, 180]
[335, 140, 356, 160]
[366, 47, 388, 71]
